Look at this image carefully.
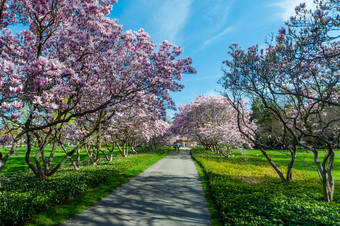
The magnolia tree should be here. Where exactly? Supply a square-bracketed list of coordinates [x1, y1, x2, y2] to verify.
[74, 94, 174, 163]
[147, 128, 179, 151]
[171, 95, 254, 157]
[250, 98, 290, 149]
[221, 0, 339, 201]
[66, 94, 170, 163]
[105, 101, 169, 157]
[0, 0, 195, 178]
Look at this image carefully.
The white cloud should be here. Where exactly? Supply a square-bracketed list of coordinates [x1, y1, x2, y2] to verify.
[155, 0, 193, 43]
[183, 75, 222, 82]
[203, 26, 234, 46]
[205, 90, 222, 97]
[204, 0, 233, 32]
[271, 0, 316, 21]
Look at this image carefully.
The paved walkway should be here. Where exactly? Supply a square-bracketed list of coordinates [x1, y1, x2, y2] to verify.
[62, 148, 211, 226]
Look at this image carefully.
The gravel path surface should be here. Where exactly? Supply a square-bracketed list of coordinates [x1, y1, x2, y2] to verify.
[62, 148, 210, 226]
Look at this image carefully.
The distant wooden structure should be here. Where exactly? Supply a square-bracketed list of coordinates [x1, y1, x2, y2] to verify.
[177, 137, 198, 147]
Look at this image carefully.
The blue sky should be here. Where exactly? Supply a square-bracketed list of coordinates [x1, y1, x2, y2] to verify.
[9, 0, 316, 119]
[109, 0, 316, 119]
[7, 0, 317, 120]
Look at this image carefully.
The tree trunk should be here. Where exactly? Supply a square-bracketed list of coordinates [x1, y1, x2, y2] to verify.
[109, 145, 114, 161]
[130, 144, 137, 154]
[25, 132, 46, 178]
[67, 154, 80, 171]
[286, 146, 297, 182]
[58, 140, 80, 171]
[85, 145, 95, 164]
[27, 125, 99, 178]
[45, 140, 57, 175]
[0, 137, 21, 187]
[316, 146, 335, 202]
[104, 143, 115, 161]
[47, 143, 86, 176]
[105, 138, 115, 161]
[67, 156, 80, 171]
[117, 142, 128, 157]
[125, 139, 129, 157]
[99, 149, 111, 161]
[220, 151, 230, 158]
[221, 146, 231, 158]
[0, 139, 19, 174]
[76, 148, 81, 168]
[86, 144, 100, 165]
[260, 148, 287, 183]
[99, 143, 114, 162]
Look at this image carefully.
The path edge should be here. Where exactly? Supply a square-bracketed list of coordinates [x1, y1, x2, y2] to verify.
[191, 149, 223, 226]
[26, 150, 173, 226]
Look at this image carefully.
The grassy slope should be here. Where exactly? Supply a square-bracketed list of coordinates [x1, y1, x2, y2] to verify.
[191, 147, 340, 225]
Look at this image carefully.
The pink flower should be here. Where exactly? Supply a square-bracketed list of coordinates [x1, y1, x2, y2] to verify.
[11, 112, 21, 119]
[33, 96, 43, 105]
[9, 86, 16, 94]
[16, 85, 23, 93]
[278, 27, 286, 35]
[13, 101, 22, 109]
[315, 9, 322, 17]
[2, 102, 11, 109]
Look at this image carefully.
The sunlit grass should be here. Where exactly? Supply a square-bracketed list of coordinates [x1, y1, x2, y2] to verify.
[237, 149, 340, 183]
[192, 147, 340, 225]
[0, 145, 120, 174]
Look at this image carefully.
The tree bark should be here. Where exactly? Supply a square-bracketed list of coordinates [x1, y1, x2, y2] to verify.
[130, 144, 137, 154]
[0, 138, 19, 174]
[318, 145, 335, 202]
[25, 132, 45, 178]
[0, 136, 21, 187]
[60, 142, 80, 171]
[76, 148, 81, 168]
[260, 148, 287, 183]
[286, 146, 297, 182]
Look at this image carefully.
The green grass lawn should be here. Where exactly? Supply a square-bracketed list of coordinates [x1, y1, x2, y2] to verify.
[0, 145, 120, 174]
[191, 147, 340, 225]
[239, 149, 340, 183]
[0, 146, 172, 225]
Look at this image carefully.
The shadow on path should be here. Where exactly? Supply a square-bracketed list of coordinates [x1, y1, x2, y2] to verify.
[62, 148, 210, 226]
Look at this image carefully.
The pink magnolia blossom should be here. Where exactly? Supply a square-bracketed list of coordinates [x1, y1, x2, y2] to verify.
[171, 95, 255, 157]
[11, 112, 21, 119]
[0, 0, 195, 177]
